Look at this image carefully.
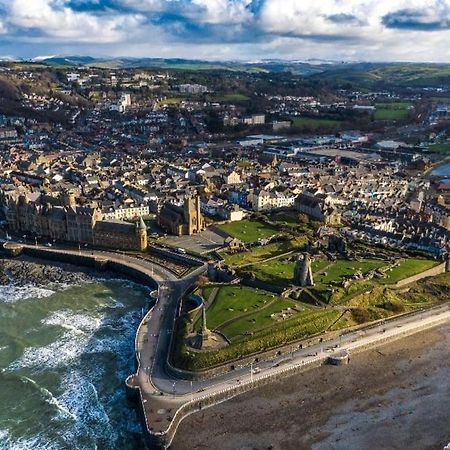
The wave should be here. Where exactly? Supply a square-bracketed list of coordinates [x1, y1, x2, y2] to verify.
[8, 311, 104, 371]
[0, 285, 56, 303]
[19, 375, 76, 421]
[0, 430, 62, 450]
[57, 371, 117, 445]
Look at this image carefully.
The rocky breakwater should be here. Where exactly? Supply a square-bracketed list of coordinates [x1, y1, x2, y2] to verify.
[0, 258, 96, 286]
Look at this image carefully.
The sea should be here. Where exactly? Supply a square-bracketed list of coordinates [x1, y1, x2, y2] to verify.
[0, 278, 149, 450]
[431, 162, 450, 177]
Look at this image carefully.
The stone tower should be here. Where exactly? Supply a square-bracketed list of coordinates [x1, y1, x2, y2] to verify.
[294, 253, 314, 287]
[61, 189, 76, 208]
[136, 217, 148, 251]
[184, 196, 204, 235]
[201, 303, 210, 339]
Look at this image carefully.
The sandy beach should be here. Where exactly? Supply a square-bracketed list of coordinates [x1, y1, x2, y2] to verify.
[171, 323, 450, 450]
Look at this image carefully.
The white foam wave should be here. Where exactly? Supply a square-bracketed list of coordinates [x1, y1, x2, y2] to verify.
[21, 376, 76, 421]
[57, 371, 116, 444]
[43, 311, 103, 335]
[0, 285, 56, 303]
[9, 312, 104, 371]
[0, 430, 61, 450]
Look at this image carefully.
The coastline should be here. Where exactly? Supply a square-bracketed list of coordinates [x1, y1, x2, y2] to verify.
[171, 323, 450, 450]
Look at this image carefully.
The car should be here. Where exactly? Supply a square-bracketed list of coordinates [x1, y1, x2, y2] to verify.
[175, 247, 186, 254]
[45, 243, 52, 247]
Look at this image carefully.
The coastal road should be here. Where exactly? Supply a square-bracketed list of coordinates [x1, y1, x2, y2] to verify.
[148, 302, 450, 400]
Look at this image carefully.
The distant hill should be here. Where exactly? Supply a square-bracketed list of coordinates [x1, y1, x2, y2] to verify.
[309, 63, 450, 88]
[30, 56, 333, 75]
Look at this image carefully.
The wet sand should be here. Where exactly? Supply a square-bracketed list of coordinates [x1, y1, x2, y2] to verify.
[171, 323, 450, 450]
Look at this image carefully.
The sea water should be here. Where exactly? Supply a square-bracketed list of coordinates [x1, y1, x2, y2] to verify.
[0, 279, 149, 449]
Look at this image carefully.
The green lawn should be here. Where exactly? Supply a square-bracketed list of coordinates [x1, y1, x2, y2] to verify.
[245, 256, 330, 287]
[427, 143, 450, 154]
[291, 117, 343, 131]
[218, 219, 278, 243]
[216, 93, 250, 102]
[219, 297, 300, 342]
[374, 102, 412, 120]
[157, 97, 184, 106]
[316, 259, 385, 285]
[220, 237, 306, 267]
[200, 285, 277, 331]
[381, 259, 438, 284]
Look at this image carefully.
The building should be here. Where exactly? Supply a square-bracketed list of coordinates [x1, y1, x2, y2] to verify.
[295, 192, 341, 225]
[93, 217, 147, 251]
[2, 190, 147, 251]
[243, 114, 265, 126]
[158, 196, 205, 236]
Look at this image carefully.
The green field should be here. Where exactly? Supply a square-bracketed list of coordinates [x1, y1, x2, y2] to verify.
[157, 97, 184, 107]
[218, 219, 278, 243]
[215, 93, 250, 102]
[291, 116, 343, 131]
[374, 102, 412, 120]
[200, 285, 278, 331]
[198, 285, 341, 343]
[244, 257, 330, 287]
[381, 259, 438, 284]
[219, 237, 307, 267]
[427, 143, 450, 154]
[174, 257, 449, 371]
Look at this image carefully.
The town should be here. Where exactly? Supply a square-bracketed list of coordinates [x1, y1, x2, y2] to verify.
[1, 59, 450, 449]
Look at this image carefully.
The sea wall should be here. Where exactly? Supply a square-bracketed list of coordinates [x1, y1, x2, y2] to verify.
[19, 247, 158, 290]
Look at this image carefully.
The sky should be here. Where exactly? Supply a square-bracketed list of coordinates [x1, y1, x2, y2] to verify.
[1, 0, 450, 61]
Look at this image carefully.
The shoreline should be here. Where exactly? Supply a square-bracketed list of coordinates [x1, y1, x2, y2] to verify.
[171, 322, 450, 450]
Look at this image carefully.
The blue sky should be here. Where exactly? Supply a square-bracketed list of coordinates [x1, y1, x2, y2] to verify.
[1, 0, 450, 61]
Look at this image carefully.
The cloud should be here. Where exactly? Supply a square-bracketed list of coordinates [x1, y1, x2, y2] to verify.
[382, 5, 450, 30]
[1, 0, 450, 61]
[5, 0, 145, 43]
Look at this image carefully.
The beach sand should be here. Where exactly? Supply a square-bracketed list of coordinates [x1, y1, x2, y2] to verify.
[171, 323, 450, 450]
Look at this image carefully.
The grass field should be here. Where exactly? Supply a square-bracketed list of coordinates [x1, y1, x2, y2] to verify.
[374, 102, 413, 120]
[316, 259, 385, 285]
[220, 237, 306, 267]
[427, 143, 450, 154]
[215, 93, 250, 102]
[218, 219, 278, 243]
[291, 117, 343, 131]
[245, 257, 330, 287]
[176, 256, 446, 371]
[381, 259, 438, 284]
[199, 285, 332, 343]
[157, 97, 184, 107]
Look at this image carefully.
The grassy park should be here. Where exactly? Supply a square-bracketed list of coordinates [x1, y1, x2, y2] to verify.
[219, 237, 307, 267]
[427, 142, 450, 155]
[173, 239, 445, 371]
[291, 116, 343, 131]
[375, 102, 413, 120]
[218, 219, 278, 243]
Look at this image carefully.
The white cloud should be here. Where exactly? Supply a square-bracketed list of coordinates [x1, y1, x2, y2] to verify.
[6, 0, 144, 43]
[1, 0, 450, 61]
